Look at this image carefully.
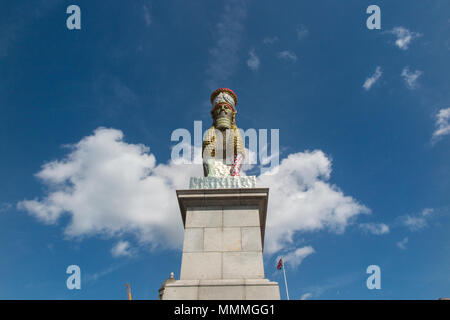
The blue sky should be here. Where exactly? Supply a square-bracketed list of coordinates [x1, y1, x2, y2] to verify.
[0, 0, 449, 300]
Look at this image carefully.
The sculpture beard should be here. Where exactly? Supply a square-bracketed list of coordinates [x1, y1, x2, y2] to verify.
[202, 104, 245, 177]
[213, 105, 233, 130]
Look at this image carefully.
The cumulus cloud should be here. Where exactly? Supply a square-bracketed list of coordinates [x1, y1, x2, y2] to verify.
[0, 202, 12, 212]
[280, 246, 315, 269]
[421, 208, 433, 216]
[432, 108, 450, 142]
[19, 130, 369, 257]
[18, 127, 202, 250]
[277, 50, 297, 62]
[300, 272, 358, 298]
[397, 237, 408, 250]
[400, 208, 433, 231]
[363, 66, 382, 91]
[205, 0, 247, 89]
[142, 5, 152, 26]
[300, 292, 312, 300]
[386, 27, 421, 50]
[258, 150, 370, 253]
[359, 222, 389, 235]
[296, 25, 309, 40]
[401, 67, 422, 89]
[0, 0, 61, 59]
[111, 241, 133, 257]
[86, 263, 127, 283]
[263, 36, 278, 45]
[403, 216, 426, 231]
[247, 49, 260, 71]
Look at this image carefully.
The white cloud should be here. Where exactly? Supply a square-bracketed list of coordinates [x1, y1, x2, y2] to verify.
[206, 0, 247, 89]
[397, 237, 408, 250]
[280, 246, 315, 269]
[263, 36, 278, 45]
[359, 222, 390, 235]
[0, 202, 12, 212]
[296, 25, 309, 40]
[363, 66, 382, 91]
[19, 131, 369, 257]
[400, 208, 433, 231]
[432, 108, 450, 142]
[277, 50, 297, 62]
[401, 67, 422, 89]
[0, 1, 60, 58]
[18, 127, 202, 249]
[300, 272, 358, 298]
[258, 150, 370, 253]
[247, 49, 260, 71]
[142, 5, 152, 26]
[386, 27, 421, 50]
[421, 208, 433, 216]
[86, 263, 127, 283]
[300, 292, 312, 300]
[111, 241, 133, 257]
[403, 216, 426, 231]
[93, 74, 139, 116]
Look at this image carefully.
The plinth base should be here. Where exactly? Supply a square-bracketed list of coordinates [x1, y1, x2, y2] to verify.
[159, 188, 280, 300]
[162, 279, 280, 300]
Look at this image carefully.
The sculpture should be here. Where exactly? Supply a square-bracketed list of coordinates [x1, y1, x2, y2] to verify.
[202, 88, 245, 177]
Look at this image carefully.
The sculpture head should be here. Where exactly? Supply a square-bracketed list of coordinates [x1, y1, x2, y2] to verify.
[210, 88, 238, 130]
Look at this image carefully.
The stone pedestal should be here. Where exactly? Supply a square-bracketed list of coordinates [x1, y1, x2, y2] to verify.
[159, 188, 280, 300]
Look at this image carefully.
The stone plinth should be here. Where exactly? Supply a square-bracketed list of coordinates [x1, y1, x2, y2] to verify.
[159, 188, 280, 300]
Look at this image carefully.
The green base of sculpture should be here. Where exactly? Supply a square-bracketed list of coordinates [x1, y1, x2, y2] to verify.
[189, 176, 257, 189]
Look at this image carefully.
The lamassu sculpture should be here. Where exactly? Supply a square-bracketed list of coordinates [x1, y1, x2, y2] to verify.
[202, 88, 245, 177]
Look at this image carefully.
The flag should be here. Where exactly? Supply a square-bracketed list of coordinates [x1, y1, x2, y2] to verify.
[277, 258, 283, 270]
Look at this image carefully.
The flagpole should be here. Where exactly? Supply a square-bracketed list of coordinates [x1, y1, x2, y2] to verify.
[281, 258, 290, 300]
